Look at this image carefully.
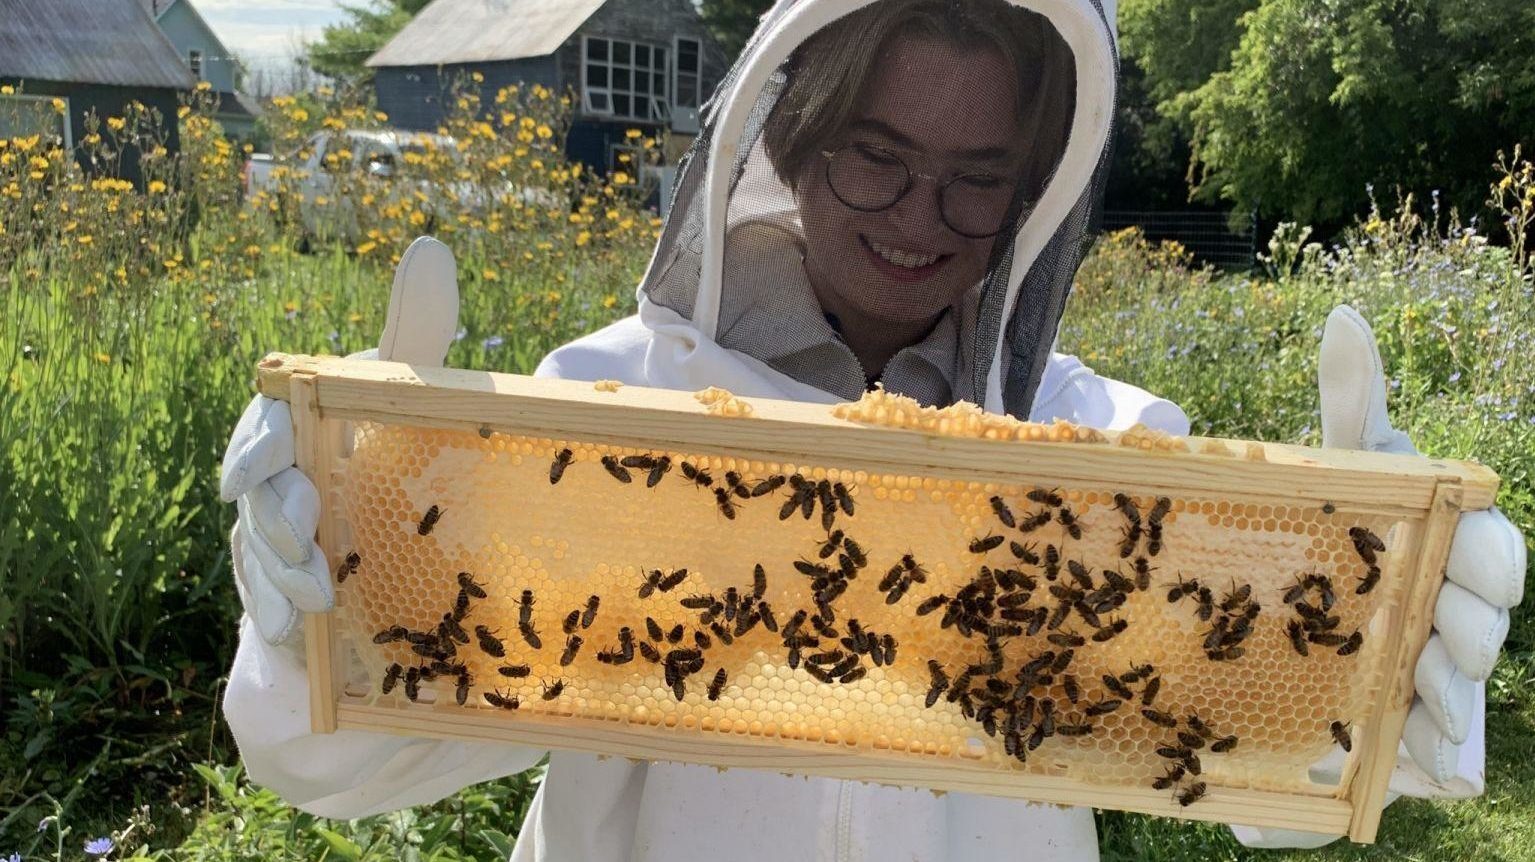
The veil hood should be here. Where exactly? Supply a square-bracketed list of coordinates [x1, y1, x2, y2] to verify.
[635, 0, 1120, 416]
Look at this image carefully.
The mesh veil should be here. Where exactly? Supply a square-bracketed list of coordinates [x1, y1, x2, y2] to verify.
[639, 0, 1117, 417]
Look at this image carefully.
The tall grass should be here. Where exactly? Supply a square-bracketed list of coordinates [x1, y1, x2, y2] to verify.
[1, 82, 1532, 860]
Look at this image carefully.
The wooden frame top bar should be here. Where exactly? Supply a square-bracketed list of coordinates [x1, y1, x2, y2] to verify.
[258, 352, 1497, 514]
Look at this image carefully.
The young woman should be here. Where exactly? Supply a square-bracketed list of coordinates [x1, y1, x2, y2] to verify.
[220, 1, 1523, 858]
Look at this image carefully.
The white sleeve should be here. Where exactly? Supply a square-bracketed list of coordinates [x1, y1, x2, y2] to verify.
[223, 615, 545, 820]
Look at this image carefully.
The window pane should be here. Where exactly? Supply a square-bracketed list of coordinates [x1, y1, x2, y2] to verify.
[613, 94, 631, 117]
[635, 44, 649, 66]
[586, 65, 608, 87]
[589, 92, 611, 112]
[655, 47, 667, 70]
[613, 41, 630, 64]
[677, 73, 698, 108]
[679, 39, 698, 68]
[653, 71, 666, 94]
[587, 38, 607, 61]
[613, 67, 631, 91]
[634, 96, 650, 119]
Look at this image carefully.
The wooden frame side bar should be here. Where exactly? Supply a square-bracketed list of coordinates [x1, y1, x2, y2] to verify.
[290, 373, 343, 734]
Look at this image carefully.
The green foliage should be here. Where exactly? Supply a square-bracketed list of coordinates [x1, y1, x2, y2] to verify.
[697, 0, 773, 59]
[1162, 0, 1535, 226]
[305, 0, 434, 87]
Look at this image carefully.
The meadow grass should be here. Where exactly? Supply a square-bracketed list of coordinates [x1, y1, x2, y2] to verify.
[1, 89, 1531, 860]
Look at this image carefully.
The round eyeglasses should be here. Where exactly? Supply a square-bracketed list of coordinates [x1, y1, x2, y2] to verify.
[820, 143, 1017, 239]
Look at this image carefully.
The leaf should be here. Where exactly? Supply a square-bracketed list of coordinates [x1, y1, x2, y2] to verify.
[315, 827, 363, 861]
[23, 729, 52, 760]
[477, 829, 515, 858]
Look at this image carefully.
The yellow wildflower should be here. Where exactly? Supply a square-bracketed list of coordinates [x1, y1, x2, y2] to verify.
[148, 180, 167, 194]
[94, 353, 111, 364]
[602, 294, 618, 309]
[107, 116, 126, 132]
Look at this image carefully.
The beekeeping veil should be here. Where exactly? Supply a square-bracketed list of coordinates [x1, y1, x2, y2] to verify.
[637, 0, 1118, 417]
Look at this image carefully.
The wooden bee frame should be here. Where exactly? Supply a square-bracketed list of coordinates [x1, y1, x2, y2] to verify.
[260, 352, 1496, 844]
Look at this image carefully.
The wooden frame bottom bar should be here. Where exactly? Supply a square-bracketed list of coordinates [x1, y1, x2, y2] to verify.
[335, 699, 1354, 836]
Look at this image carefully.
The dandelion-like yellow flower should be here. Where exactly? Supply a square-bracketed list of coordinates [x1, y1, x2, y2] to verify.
[483, 268, 498, 280]
[612, 171, 631, 185]
[51, 98, 65, 113]
[576, 231, 591, 246]
[94, 352, 111, 364]
[148, 180, 167, 194]
[356, 241, 377, 255]
[625, 128, 642, 140]
[107, 116, 126, 132]
[602, 294, 617, 309]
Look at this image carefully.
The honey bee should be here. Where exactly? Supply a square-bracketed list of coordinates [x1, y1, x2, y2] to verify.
[455, 571, 488, 600]
[337, 551, 362, 583]
[1167, 575, 1200, 602]
[1092, 619, 1129, 643]
[559, 635, 583, 666]
[832, 482, 856, 516]
[1062, 674, 1081, 704]
[1349, 526, 1385, 563]
[1019, 510, 1054, 533]
[638, 641, 662, 663]
[404, 666, 421, 701]
[1176, 782, 1207, 806]
[549, 448, 574, 485]
[1211, 735, 1239, 753]
[1043, 544, 1061, 580]
[581, 595, 600, 629]
[1009, 541, 1041, 565]
[542, 679, 565, 700]
[880, 633, 897, 665]
[970, 533, 1005, 554]
[694, 630, 712, 651]
[1047, 630, 1086, 648]
[1357, 565, 1381, 595]
[842, 537, 868, 568]
[1177, 730, 1205, 749]
[667, 624, 685, 644]
[475, 625, 506, 657]
[417, 504, 444, 535]
[1220, 582, 1252, 612]
[1337, 630, 1364, 656]
[1152, 764, 1186, 789]
[1307, 630, 1350, 647]
[440, 612, 470, 645]
[498, 663, 531, 678]
[758, 602, 779, 633]
[518, 620, 541, 650]
[1286, 619, 1310, 656]
[1027, 488, 1064, 507]
[1330, 720, 1353, 752]
[1067, 559, 1094, 589]
[1142, 707, 1177, 728]
[991, 495, 1017, 528]
[483, 690, 520, 710]
[562, 609, 581, 635]
[713, 486, 738, 519]
[1186, 714, 1215, 739]
[646, 455, 672, 488]
[1132, 557, 1154, 591]
[1304, 572, 1338, 611]
[600, 455, 632, 483]
[1056, 507, 1082, 540]
[820, 530, 846, 559]
[840, 666, 867, 683]
[916, 594, 949, 616]
[373, 625, 409, 644]
[707, 668, 728, 700]
[659, 569, 688, 592]
[381, 662, 403, 694]
[1101, 567, 1134, 593]
[622, 454, 659, 470]
[779, 486, 810, 521]
[1321, 501, 1337, 514]
[751, 474, 786, 497]
[455, 671, 471, 706]
[1085, 698, 1122, 717]
[1117, 524, 1142, 559]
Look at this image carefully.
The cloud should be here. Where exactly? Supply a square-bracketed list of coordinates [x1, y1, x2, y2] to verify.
[193, 0, 353, 64]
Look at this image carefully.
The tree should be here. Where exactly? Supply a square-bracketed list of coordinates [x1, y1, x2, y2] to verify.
[1125, 0, 1535, 227]
[697, 0, 774, 59]
[305, 0, 433, 87]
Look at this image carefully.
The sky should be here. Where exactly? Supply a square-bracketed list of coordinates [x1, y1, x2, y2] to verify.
[191, 0, 353, 73]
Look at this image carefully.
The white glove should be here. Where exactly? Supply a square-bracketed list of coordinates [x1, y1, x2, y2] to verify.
[1233, 304, 1526, 849]
[221, 236, 461, 648]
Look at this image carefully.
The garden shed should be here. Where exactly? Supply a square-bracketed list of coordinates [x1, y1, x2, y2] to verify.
[0, 0, 193, 185]
[367, 0, 727, 181]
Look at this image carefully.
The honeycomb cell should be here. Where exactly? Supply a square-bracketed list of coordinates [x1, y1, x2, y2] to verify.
[328, 420, 1402, 806]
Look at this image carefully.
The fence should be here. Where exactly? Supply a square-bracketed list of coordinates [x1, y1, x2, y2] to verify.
[1100, 209, 1259, 271]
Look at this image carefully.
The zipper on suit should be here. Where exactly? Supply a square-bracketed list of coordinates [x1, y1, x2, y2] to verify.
[835, 779, 853, 861]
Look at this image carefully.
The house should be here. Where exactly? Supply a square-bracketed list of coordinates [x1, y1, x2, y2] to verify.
[141, 0, 262, 141]
[0, 0, 192, 184]
[366, 0, 727, 182]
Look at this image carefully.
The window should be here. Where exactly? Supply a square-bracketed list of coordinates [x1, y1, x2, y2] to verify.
[582, 35, 669, 122]
[674, 37, 701, 111]
[189, 49, 203, 80]
[0, 93, 71, 149]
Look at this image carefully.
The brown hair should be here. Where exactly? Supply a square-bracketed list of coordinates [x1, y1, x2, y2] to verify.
[760, 0, 1076, 211]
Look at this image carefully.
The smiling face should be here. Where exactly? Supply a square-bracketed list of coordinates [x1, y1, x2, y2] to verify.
[795, 37, 1023, 327]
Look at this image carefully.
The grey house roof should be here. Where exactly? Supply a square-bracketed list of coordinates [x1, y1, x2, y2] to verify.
[0, 0, 196, 90]
[367, 0, 608, 67]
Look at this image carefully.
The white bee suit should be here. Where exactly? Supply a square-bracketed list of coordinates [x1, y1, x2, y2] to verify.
[221, 0, 1518, 858]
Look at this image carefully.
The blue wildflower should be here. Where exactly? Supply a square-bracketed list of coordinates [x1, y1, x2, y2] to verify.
[482, 335, 505, 350]
[84, 837, 113, 856]
[454, 327, 467, 341]
[6, 852, 20, 862]
[1448, 371, 1461, 384]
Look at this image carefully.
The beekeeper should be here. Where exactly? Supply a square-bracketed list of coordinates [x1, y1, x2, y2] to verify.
[219, 0, 1525, 857]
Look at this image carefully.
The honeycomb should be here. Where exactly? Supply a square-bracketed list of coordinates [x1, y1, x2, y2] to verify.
[322, 390, 1405, 813]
